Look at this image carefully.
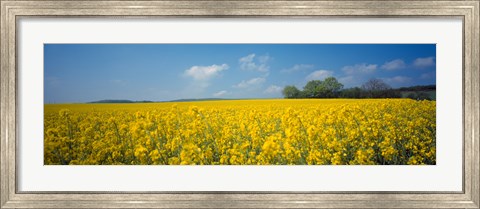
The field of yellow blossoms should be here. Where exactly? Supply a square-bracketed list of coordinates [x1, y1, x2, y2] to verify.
[44, 99, 436, 165]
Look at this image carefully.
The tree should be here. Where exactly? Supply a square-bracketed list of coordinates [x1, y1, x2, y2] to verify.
[406, 92, 432, 100]
[319, 77, 344, 98]
[416, 92, 432, 100]
[282, 85, 301, 98]
[303, 80, 323, 98]
[406, 92, 417, 100]
[361, 78, 391, 91]
[341, 87, 365, 98]
[361, 78, 394, 98]
[303, 77, 344, 98]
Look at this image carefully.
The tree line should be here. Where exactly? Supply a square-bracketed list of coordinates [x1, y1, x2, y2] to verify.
[282, 77, 435, 100]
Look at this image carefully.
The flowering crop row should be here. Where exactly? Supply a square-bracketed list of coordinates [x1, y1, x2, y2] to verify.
[44, 99, 436, 165]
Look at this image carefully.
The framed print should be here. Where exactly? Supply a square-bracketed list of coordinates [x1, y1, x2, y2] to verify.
[1, 0, 479, 208]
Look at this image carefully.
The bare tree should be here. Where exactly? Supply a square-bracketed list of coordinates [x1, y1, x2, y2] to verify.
[361, 78, 400, 98]
[361, 78, 391, 91]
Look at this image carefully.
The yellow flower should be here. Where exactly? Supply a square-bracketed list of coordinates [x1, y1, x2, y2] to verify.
[44, 99, 436, 165]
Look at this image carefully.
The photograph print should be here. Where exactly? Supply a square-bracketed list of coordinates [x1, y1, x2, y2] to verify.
[44, 44, 436, 165]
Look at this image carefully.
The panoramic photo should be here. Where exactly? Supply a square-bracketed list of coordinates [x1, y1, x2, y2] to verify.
[44, 44, 436, 165]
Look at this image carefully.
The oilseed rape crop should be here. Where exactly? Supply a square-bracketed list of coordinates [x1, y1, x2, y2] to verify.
[44, 99, 436, 165]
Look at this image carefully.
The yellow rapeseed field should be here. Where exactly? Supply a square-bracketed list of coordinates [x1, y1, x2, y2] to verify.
[44, 99, 436, 165]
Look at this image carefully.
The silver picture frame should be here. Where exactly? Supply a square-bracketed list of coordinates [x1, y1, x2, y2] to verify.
[1, 0, 479, 208]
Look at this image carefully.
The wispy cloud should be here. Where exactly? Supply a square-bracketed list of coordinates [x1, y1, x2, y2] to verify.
[420, 72, 435, 79]
[342, 63, 377, 75]
[338, 75, 367, 88]
[383, 76, 412, 86]
[263, 85, 283, 94]
[233, 77, 266, 89]
[381, 59, 406, 71]
[281, 64, 314, 73]
[258, 54, 272, 63]
[239, 54, 270, 73]
[182, 64, 229, 98]
[183, 64, 229, 80]
[305, 70, 333, 81]
[338, 76, 354, 85]
[413, 57, 435, 68]
[213, 90, 228, 97]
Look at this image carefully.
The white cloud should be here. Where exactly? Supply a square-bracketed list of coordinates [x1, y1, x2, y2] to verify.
[183, 64, 229, 80]
[263, 85, 283, 94]
[258, 54, 272, 63]
[384, 76, 412, 85]
[213, 90, 228, 97]
[338, 76, 354, 84]
[281, 64, 314, 73]
[338, 76, 368, 88]
[421, 72, 435, 79]
[413, 57, 435, 68]
[342, 63, 377, 75]
[381, 59, 406, 71]
[233, 77, 266, 88]
[239, 54, 255, 63]
[305, 70, 333, 81]
[239, 54, 270, 73]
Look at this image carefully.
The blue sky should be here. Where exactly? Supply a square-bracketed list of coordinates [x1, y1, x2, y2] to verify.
[44, 44, 436, 103]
